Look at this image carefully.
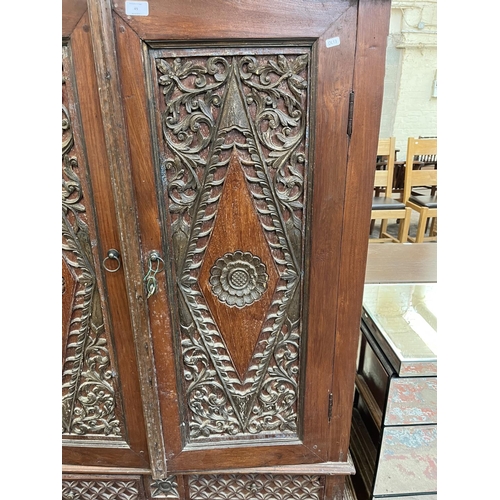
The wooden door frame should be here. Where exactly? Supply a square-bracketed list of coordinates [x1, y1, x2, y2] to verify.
[80, 0, 391, 479]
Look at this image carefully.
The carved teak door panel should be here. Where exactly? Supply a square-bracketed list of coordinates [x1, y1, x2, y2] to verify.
[146, 48, 322, 465]
[63, 0, 391, 497]
[62, 0, 150, 470]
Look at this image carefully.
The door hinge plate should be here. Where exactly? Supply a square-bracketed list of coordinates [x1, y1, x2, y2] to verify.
[328, 393, 333, 422]
[347, 91, 355, 137]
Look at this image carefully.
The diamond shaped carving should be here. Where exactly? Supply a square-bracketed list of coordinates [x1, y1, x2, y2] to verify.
[199, 151, 279, 378]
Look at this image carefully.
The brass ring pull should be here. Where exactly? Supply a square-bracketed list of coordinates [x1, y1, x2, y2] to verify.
[103, 249, 121, 273]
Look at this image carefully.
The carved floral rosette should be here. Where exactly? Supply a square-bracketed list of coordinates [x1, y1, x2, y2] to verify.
[209, 251, 269, 308]
[150, 476, 181, 499]
[152, 49, 310, 441]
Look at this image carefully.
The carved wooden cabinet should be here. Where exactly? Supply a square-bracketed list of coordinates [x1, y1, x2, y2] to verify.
[62, 1, 391, 498]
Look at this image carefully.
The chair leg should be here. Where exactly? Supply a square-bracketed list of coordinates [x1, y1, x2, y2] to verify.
[380, 219, 389, 238]
[415, 208, 429, 243]
[397, 208, 412, 243]
[424, 212, 436, 233]
[370, 219, 375, 235]
[430, 217, 437, 236]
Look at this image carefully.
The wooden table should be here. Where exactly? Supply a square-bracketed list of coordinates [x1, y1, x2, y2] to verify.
[364, 242, 437, 284]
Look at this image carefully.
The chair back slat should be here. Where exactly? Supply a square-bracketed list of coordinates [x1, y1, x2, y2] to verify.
[410, 169, 437, 187]
[408, 138, 437, 156]
[374, 137, 396, 197]
[374, 170, 388, 187]
[377, 138, 394, 156]
[403, 137, 438, 202]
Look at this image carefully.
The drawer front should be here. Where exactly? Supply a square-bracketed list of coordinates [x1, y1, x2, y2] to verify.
[357, 333, 391, 413]
[373, 425, 437, 496]
[385, 377, 437, 425]
[62, 475, 147, 500]
[188, 474, 325, 500]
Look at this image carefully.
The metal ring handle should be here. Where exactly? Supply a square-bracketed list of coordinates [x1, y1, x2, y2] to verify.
[149, 251, 165, 273]
[103, 249, 121, 273]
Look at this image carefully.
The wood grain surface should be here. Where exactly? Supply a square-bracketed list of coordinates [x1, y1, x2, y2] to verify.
[327, 0, 392, 463]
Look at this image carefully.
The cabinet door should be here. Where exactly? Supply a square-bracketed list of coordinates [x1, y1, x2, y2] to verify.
[86, 0, 389, 476]
[62, 0, 149, 469]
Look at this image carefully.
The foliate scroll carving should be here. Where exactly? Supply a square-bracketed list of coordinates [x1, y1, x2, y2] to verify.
[62, 46, 123, 437]
[239, 54, 308, 262]
[153, 50, 310, 441]
[62, 479, 141, 500]
[188, 474, 324, 500]
[155, 56, 230, 269]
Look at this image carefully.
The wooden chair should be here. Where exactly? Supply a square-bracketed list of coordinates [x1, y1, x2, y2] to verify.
[403, 137, 437, 243]
[370, 137, 411, 243]
[416, 135, 437, 196]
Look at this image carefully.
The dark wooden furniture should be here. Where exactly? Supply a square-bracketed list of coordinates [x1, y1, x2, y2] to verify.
[62, 1, 391, 498]
[350, 284, 437, 500]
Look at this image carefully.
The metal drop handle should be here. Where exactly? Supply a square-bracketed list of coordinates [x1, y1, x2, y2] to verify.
[144, 251, 165, 298]
[103, 249, 121, 273]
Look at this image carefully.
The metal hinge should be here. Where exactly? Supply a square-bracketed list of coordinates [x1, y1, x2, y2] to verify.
[347, 91, 355, 137]
[328, 393, 333, 422]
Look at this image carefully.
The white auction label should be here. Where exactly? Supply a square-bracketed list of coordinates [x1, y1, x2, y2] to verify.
[325, 37, 340, 48]
[125, 1, 149, 16]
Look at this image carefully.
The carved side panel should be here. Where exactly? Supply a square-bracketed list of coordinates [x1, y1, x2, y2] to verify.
[62, 44, 124, 440]
[149, 48, 311, 443]
[188, 474, 324, 500]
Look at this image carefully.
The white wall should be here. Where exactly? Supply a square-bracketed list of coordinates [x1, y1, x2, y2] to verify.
[379, 0, 437, 161]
